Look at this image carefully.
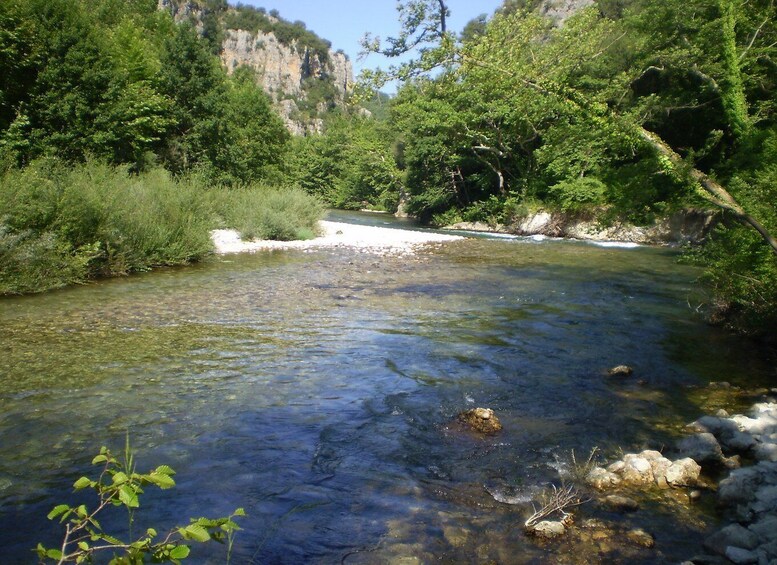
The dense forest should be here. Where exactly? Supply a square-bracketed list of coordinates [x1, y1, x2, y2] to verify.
[309, 0, 777, 339]
[1, 0, 775, 339]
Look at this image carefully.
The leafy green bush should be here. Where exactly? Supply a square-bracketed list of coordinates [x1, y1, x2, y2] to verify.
[0, 160, 215, 293]
[547, 177, 607, 213]
[215, 186, 323, 241]
[0, 226, 96, 294]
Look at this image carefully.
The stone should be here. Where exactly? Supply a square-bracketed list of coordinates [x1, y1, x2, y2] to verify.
[677, 432, 725, 465]
[725, 546, 758, 564]
[665, 458, 701, 487]
[704, 524, 760, 556]
[587, 466, 621, 489]
[620, 454, 654, 484]
[752, 484, 777, 514]
[749, 516, 777, 544]
[603, 494, 639, 512]
[528, 520, 566, 539]
[608, 365, 633, 377]
[719, 465, 770, 506]
[754, 442, 777, 462]
[626, 528, 655, 548]
[607, 460, 626, 474]
[458, 408, 503, 434]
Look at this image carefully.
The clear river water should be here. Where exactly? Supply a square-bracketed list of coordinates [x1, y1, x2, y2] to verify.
[0, 211, 774, 564]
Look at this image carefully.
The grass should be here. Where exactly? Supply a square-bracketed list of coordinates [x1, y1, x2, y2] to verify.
[0, 159, 324, 295]
[210, 185, 323, 241]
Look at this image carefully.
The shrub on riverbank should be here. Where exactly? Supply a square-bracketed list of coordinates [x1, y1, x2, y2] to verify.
[0, 160, 214, 293]
[211, 186, 323, 241]
[0, 160, 324, 295]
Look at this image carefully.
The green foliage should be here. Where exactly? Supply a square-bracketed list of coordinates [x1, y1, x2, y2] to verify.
[691, 128, 777, 337]
[548, 177, 607, 213]
[36, 443, 244, 564]
[223, 5, 332, 61]
[213, 186, 324, 241]
[0, 159, 214, 293]
[287, 114, 402, 211]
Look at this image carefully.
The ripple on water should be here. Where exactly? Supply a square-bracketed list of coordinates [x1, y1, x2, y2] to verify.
[0, 224, 774, 562]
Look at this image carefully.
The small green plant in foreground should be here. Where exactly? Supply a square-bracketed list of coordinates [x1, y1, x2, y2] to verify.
[37, 443, 244, 564]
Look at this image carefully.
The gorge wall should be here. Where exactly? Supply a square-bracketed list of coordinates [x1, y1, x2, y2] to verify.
[157, 0, 353, 135]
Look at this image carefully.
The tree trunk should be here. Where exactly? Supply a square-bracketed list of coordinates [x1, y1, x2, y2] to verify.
[638, 129, 777, 256]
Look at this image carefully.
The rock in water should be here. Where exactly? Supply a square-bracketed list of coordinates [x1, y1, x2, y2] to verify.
[608, 365, 634, 377]
[527, 520, 566, 539]
[459, 408, 503, 434]
[627, 528, 655, 548]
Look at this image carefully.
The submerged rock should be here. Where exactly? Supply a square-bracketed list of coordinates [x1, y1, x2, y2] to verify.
[608, 365, 634, 377]
[626, 528, 655, 548]
[603, 494, 639, 512]
[459, 408, 503, 434]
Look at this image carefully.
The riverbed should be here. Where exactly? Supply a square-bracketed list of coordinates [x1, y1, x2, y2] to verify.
[0, 211, 773, 563]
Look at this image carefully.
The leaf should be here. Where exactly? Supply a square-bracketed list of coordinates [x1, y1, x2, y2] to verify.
[234, 508, 246, 517]
[181, 524, 211, 543]
[92, 454, 108, 465]
[47, 504, 70, 520]
[154, 465, 176, 476]
[111, 471, 129, 485]
[46, 549, 63, 560]
[169, 545, 190, 559]
[146, 528, 157, 538]
[147, 471, 175, 489]
[118, 485, 139, 508]
[100, 533, 124, 545]
[78, 541, 89, 551]
[73, 476, 92, 490]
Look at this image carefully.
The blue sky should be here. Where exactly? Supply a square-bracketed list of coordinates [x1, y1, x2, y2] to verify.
[236, 1, 505, 87]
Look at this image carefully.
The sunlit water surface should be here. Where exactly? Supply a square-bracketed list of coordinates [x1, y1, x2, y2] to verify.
[1, 212, 774, 563]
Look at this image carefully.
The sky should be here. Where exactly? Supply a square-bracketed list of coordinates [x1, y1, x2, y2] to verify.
[237, 1, 506, 89]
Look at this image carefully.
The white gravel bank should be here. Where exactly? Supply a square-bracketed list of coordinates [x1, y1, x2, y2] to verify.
[211, 220, 463, 255]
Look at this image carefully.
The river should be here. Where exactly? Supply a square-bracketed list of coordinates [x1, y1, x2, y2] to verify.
[0, 211, 773, 563]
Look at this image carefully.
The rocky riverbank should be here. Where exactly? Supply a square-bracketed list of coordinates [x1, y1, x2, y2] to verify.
[582, 393, 777, 564]
[445, 208, 718, 246]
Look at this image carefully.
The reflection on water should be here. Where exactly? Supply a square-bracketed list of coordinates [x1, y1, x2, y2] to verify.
[0, 214, 774, 563]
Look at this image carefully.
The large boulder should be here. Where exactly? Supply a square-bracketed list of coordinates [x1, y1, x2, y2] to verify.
[677, 433, 726, 466]
[665, 458, 702, 487]
[704, 524, 759, 556]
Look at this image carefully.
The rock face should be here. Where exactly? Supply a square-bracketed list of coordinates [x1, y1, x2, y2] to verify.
[511, 209, 719, 245]
[539, 0, 596, 24]
[458, 407, 503, 434]
[445, 209, 718, 246]
[221, 30, 351, 102]
[157, 0, 354, 135]
[220, 29, 352, 135]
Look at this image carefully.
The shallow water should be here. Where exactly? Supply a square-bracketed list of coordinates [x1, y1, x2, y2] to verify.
[0, 212, 774, 563]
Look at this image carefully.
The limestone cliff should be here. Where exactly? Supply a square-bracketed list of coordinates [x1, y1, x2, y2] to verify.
[221, 29, 352, 134]
[538, 0, 596, 24]
[157, 0, 353, 135]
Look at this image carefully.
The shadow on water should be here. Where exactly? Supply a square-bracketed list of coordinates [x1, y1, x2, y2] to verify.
[0, 217, 774, 563]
